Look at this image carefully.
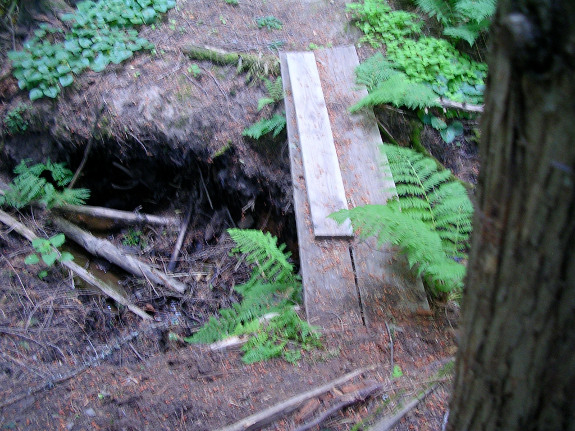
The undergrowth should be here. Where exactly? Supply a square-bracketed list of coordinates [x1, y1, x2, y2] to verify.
[347, 0, 487, 104]
[331, 144, 472, 293]
[8, 0, 175, 100]
[185, 229, 321, 364]
[0, 159, 90, 209]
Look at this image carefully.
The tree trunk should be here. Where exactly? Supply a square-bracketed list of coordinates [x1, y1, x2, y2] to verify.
[448, 1, 575, 430]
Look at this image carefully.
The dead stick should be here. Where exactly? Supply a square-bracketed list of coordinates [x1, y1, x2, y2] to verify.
[294, 383, 383, 431]
[0, 210, 151, 320]
[55, 204, 180, 226]
[69, 105, 104, 189]
[216, 366, 375, 431]
[167, 194, 195, 272]
[52, 215, 187, 294]
[368, 383, 440, 431]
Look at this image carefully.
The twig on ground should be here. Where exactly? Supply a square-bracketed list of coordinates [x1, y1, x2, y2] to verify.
[385, 321, 394, 373]
[69, 105, 105, 189]
[367, 382, 441, 431]
[294, 382, 383, 431]
[167, 193, 195, 272]
[216, 366, 375, 431]
[0, 254, 33, 305]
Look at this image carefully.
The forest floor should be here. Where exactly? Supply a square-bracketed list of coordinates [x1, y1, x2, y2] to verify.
[0, 0, 478, 429]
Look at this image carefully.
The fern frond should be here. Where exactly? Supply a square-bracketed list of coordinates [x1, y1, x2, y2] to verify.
[454, 0, 496, 22]
[242, 113, 286, 139]
[330, 204, 466, 290]
[1, 159, 89, 209]
[443, 21, 488, 45]
[47, 187, 91, 208]
[44, 159, 74, 186]
[351, 72, 439, 111]
[354, 52, 400, 92]
[264, 76, 283, 102]
[228, 228, 297, 285]
[414, 0, 455, 24]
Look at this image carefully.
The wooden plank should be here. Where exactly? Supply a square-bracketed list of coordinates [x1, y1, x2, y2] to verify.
[285, 52, 352, 238]
[315, 47, 429, 322]
[281, 52, 362, 328]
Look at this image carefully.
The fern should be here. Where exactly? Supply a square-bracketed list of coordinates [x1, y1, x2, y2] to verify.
[414, 0, 495, 45]
[384, 145, 473, 257]
[351, 58, 439, 111]
[415, 0, 455, 24]
[1, 159, 90, 209]
[258, 76, 284, 111]
[330, 145, 473, 292]
[185, 229, 319, 363]
[242, 113, 286, 139]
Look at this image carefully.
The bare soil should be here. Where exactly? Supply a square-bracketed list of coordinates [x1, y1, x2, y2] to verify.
[0, 0, 476, 429]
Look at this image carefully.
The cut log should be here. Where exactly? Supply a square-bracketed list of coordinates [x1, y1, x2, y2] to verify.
[52, 216, 187, 294]
[0, 209, 151, 320]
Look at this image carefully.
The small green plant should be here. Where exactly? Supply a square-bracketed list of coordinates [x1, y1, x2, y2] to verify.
[331, 144, 473, 293]
[122, 228, 147, 249]
[3, 103, 31, 134]
[0, 159, 90, 209]
[242, 113, 286, 140]
[25, 233, 74, 279]
[225, 0, 239, 5]
[185, 229, 321, 364]
[422, 113, 464, 143]
[256, 16, 283, 30]
[257, 76, 283, 111]
[187, 64, 202, 78]
[8, 0, 175, 100]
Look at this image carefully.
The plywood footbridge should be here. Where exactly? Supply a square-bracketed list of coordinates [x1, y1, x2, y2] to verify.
[280, 46, 429, 329]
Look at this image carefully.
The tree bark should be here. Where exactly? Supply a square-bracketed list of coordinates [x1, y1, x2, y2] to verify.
[448, 1, 575, 430]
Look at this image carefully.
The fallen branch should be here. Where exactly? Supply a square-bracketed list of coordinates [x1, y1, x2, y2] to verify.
[294, 382, 383, 431]
[438, 98, 483, 113]
[368, 382, 441, 431]
[0, 209, 151, 321]
[216, 366, 375, 431]
[52, 215, 187, 294]
[54, 204, 180, 226]
[167, 193, 195, 272]
[182, 44, 280, 77]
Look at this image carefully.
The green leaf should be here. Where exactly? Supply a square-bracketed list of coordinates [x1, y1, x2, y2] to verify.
[43, 86, 60, 98]
[441, 121, 464, 143]
[392, 365, 403, 378]
[29, 88, 44, 100]
[91, 54, 110, 72]
[32, 238, 51, 253]
[49, 233, 66, 248]
[59, 74, 74, 87]
[42, 252, 59, 267]
[38, 270, 49, 279]
[59, 251, 74, 262]
[430, 116, 447, 130]
[141, 7, 157, 24]
[24, 254, 40, 265]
